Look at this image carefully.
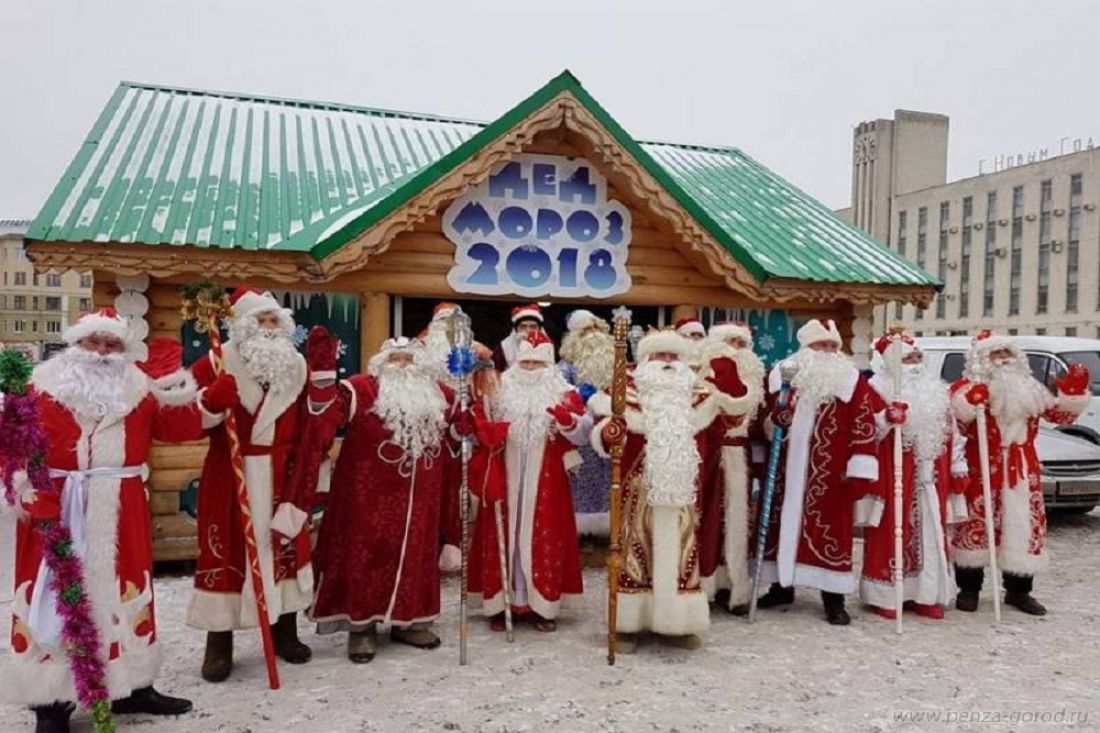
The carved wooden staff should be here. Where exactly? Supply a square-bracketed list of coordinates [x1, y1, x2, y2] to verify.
[888, 324, 906, 635]
[606, 307, 631, 665]
[975, 402, 1003, 622]
[181, 282, 280, 690]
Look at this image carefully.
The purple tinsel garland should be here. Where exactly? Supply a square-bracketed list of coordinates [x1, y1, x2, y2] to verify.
[1, 390, 114, 732]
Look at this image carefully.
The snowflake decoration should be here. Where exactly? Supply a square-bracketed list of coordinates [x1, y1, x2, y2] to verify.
[292, 324, 309, 348]
[758, 334, 776, 352]
[337, 341, 348, 359]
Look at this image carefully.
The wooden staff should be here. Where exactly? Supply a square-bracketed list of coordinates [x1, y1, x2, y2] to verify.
[493, 500, 515, 643]
[181, 282, 280, 690]
[888, 323, 906, 635]
[606, 307, 632, 665]
[974, 402, 1002, 622]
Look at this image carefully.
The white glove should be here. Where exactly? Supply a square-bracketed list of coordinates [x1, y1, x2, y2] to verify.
[438, 544, 462, 572]
[271, 502, 309, 544]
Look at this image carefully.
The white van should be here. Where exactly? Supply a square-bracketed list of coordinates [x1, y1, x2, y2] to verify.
[916, 336, 1100, 444]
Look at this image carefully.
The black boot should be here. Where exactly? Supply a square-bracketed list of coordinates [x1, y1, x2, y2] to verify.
[201, 630, 233, 683]
[272, 612, 312, 664]
[1003, 572, 1046, 616]
[32, 702, 73, 733]
[756, 583, 795, 609]
[821, 592, 850, 626]
[111, 686, 193, 716]
[728, 603, 750, 617]
[713, 589, 731, 608]
[955, 566, 984, 612]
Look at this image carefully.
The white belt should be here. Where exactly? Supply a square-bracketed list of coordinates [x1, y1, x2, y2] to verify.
[27, 465, 146, 652]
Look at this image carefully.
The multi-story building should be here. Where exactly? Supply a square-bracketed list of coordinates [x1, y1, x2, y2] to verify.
[0, 219, 93, 358]
[841, 111, 1100, 338]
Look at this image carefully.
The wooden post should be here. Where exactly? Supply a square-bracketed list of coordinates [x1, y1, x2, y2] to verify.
[670, 304, 698, 325]
[361, 291, 391, 365]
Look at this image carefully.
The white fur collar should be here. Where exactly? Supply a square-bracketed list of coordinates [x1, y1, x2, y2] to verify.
[218, 339, 307, 440]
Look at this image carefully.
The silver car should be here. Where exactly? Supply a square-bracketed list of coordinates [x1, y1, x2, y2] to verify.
[1038, 426, 1100, 514]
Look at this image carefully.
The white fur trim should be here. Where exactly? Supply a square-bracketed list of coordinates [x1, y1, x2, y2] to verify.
[675, 321, 706, 339]
[187, 579, 314, 631]
[951, 385, 979, 423]
[757, 560, 857, 594]
[846, 454, 879, 480]
[796, 319, 842, 349]
[62, 311, 133, 348]
[271, 502, 309, 539]
[999, 481, 1048, 575]
[590, 416, 612, 458]
[0, 639, 163, 706]
[151, 368, 198, 407]
[616, 506, 709, 635]
[853, 495, 885, 528]
[311, 369, 337, 382]
[946, 493, 969, 524]
[515, 338, 555, 365]
[511, 306, 543, 324]
[721, 446, 752, 607]
[231, 290, 284, 322]
[566, 309, 598, 333]
[707, 322, 752, 347]
[1057, 390, 1090, 417]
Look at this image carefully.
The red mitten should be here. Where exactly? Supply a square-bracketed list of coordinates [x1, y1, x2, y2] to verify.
[24, 490, 61, 522]
[886, 400, 909, 425]
[202, 374, 239, 413]
[965, 384, 990, 407]
[562, 390, 586, 415]
[600, 416, 627, 447]
[706, 357, 747, 397]
[306, 326, 340, 371]
[454, 408, 476, 437]
[547, 403, 577, 428]
[1056, 363, 1090, 396]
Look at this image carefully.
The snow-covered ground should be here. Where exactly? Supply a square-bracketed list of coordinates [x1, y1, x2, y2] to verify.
[2, 510, 1098, 732]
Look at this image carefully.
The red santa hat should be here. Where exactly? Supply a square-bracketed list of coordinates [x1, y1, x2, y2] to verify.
[137, 337, 199, 405]
[62, 307, 135, 350]
[674, 317, 706, 339]
[511, 303, 544, 326]
[432, 301, 460, 322]
[566, 309, 601, 333]
[969, 328, 1016, 357]
[515, 331, 555, 365]
[873, 329, 918, 359]
[367, 335, 426, 375]
[708, 321, 753, 347]
[636, 328, 690, 363]
[230, 286, 289, 323]
[796, 318, 842, 349]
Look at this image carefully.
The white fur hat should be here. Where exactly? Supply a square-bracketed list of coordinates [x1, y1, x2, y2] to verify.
[636, 328, 690, 363]
[515, 332, 555, 365]
[566, 309, 600, 333]
[796, 318, 842, 349]
[63, 307, 134, 350]
[511, 303, 544, 325]
[708, 321, 753, 348]
[368, 336, 425, 375]
[674, 318, 706, 339]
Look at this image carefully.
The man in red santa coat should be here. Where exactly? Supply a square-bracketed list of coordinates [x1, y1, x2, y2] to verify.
[950, 330, 1091, 615]
[752, 318, 882, 625]
[590, 328, 747, 652]
[492, 303, 546, 371]
[697, 321, 766, 615]
[3, 311, 223, 732]
[188, 287, 339, 682]
[859, 330, 970, 620]
[310, 337, 465, 663]
[469, 332, 590, 632]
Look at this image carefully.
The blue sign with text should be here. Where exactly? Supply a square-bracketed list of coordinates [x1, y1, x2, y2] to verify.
[444, 154, 632, 298]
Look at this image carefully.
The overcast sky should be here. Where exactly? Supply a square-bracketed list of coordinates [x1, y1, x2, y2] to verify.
[3, 0, 1098, 219]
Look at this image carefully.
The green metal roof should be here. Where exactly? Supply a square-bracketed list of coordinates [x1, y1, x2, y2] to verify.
[29, 71, 937, 288]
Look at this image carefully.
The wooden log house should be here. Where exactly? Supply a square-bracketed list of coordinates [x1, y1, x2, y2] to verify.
[23, 71, 939, 561]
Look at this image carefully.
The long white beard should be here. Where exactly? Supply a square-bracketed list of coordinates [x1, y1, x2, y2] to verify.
[989, 362, 1052, 423]
[374, 363, 448, 458]
[560, 328, 614, 388]
[48, 348, 138, 420]
[497, 366, 570, 446]
[634, 360, 700, 507]
[422, 323, 452, 380]
[232, 317, 299, 395]
[791, 349, 855, 411]
[897, 365, 951, 463]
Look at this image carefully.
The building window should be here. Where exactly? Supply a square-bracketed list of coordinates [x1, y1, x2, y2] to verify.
[46, 273, 62, 288]
[936, 202, 949, 319]
[1037, 179, 1052, 314]
[14, 272, 26, 286]
[45, 296, 62, 311]
[960, 196, 972, 318]
[79, 298, 92, 312]
[32, 272, 39, 287]
[79, 273, 92, 289]
[46, 321, 62, 334]
[1035, 327, 1046, 335]
[0, 295, 4, 308]
[915, 207, 928, 320]
[983, 191, 997, 317]
[13, 321, 26, 333]
[31, 297, 39, 310]
[1008, 328, 1018, 335]
[895, 211, 907, 320]
[1066, 326, 1077, 337]
[13, 295, 26, 310]
[1009, 185, 1024, 315]
[1066, 173, 1081, 313]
